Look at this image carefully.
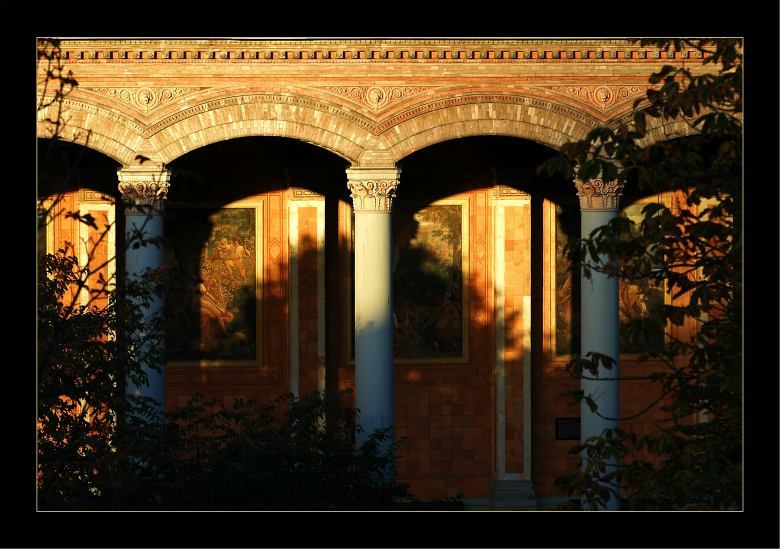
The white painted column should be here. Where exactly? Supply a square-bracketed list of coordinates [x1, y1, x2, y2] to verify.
[118, 165, 171, 422]
[575, 177, 624, 510]
[346, 167, 401, 448]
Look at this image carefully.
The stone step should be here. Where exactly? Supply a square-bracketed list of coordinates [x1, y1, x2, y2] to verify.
[492, 499, 539, 510]
[491, 479, 538, 510]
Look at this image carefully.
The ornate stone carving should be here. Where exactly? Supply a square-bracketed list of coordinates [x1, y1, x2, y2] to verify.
[117, 167, 172, 207]
[549, 85, 647, 112]
[291, 188, 321, 200]
[373, 93, 592, 135]
[346, 168, 401, 212]
[80, 190, 113, 202]
[574, 178, 624, 211]
[89, 87, 203, 113]
[495, 186, 531, 200]
[347, 180, 398, 211]
[322, 86, 428, 111]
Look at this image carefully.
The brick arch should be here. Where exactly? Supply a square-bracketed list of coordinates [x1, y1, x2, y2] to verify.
[380, 97, 599, 163]
[37, 101, 144, 166]
[638, 118, 699, 148]
[147, 96, 374, 165]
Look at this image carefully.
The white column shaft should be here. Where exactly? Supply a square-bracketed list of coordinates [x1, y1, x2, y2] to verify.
[118, 165, 171, 422]
[354, 211, 394, 443]
[576, 176, 623, 511]
[580, 209, 620, 440]
[346, 166, 400, 448]
[125, 210, 166, 417]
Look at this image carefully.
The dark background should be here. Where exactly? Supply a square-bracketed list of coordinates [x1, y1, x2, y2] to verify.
[3, 1, 778, 547]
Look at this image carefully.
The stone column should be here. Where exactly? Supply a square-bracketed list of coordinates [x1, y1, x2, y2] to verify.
[575, 177, 624, 510]
[346, 167, 400, 447]
[117, 165, 171, 421]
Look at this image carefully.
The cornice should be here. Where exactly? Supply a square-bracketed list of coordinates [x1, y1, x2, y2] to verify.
[41, 39, 708, 64]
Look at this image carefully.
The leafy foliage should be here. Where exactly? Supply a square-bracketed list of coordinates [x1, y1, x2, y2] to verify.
[129, 392, 412, 510]
[37, 248, 165, 508]
[545, 39, 742, 510]
[38, 249, 414, 509]
[36, 36, 423, 510]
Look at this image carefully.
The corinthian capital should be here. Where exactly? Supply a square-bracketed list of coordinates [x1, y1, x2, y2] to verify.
[346, 167, 401, 212]
[574, 178, 624, 211]
[117, 165, 172, 209]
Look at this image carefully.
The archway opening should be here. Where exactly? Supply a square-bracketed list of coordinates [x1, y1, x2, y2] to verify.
[38, 138, 123, 308]
[163, 136, 350, 413]
[380, 136, 572, 501]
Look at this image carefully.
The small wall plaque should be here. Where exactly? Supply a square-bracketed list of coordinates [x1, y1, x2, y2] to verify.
[555, 417, 580, 440]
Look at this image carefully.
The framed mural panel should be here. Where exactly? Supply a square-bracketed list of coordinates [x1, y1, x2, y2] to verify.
[165, 201, 263, 366]
[553, 204, 580, 357]
[618, 195, 670, 355]
[391, 198, 470, 362]
[551, 195, 671, 358]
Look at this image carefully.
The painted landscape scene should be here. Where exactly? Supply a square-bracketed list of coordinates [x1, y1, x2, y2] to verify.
[166, 207, 258, 361]
[392, 203, 464, 358]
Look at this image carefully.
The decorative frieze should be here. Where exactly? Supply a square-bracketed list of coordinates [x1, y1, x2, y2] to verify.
[80, 190, 114, 203]
[495, 186, 531, 200]
[117, 166, 172, 207]
[45, 39, 705, 65]
[549, 85, 647, 112]
[346, 168, 401, 212]
[88, 87, 203, 113]
[321, 86, 429, 111]
[574, 178, 624, 211]
[291, 188, 322, 200]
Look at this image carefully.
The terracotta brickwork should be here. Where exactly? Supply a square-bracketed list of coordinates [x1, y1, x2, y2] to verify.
[83, 208, 111, 309]
[296, 205, 320, 397]
[42, 178, 699, 502]
[166, 190, 289, 410]
[42, 190, 115, 307]
[37, 39, 712, 504]
[37, 39, 705, 170]
[503, 203, 531, 475]
[534, 190, 700, 499]
[51, 193, 78, 256]
[395, 382, 493, 498]
[390, 189, 495, 499]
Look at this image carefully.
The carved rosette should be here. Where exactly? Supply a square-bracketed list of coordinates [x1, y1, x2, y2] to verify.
[574, 178, 624, 211]
[89, 87, 203, 114]
[346, 168, 401, 212]
[117, 167, 172, 210]
[550, 85, 647, 112]
[322, 86, 428, 112]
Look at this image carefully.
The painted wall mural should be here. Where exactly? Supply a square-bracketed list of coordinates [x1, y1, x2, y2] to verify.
[554, 206, 579, 356]
[618, 203, 665, 354]
[554, 202, 665, 356]
[166, 206, 258, 361]
[392, 203, 465, 359]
